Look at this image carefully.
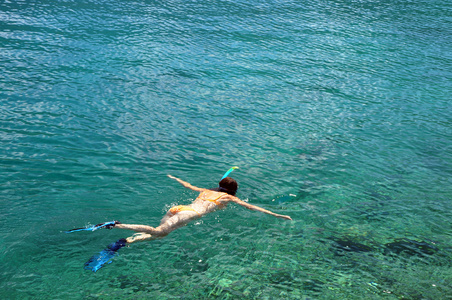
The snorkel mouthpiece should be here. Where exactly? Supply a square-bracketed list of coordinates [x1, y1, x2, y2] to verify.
[221, 166, 239, 180]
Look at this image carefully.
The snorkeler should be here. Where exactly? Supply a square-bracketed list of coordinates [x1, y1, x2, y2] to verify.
[69, 170, 292, 272]
[113, 175, 292, 244]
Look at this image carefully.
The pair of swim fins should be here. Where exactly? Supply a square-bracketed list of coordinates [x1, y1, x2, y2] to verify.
[66, 221, 126, 272]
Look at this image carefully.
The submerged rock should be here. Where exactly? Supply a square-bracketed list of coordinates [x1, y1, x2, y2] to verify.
[384, 239, 438, 257]
[302, 279, 324, 292]
[331, 238, 373, 255]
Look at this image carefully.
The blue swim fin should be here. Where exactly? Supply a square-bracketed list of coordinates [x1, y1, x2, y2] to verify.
[65, 221, 118, 233]
[84, 238, 127, 272]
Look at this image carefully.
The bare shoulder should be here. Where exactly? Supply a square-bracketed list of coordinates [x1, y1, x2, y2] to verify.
[221, 195, 242, 203]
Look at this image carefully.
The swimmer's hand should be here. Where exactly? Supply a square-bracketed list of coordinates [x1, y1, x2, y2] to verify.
[278, 215, 293, 221]
[167, 174, 204, 192]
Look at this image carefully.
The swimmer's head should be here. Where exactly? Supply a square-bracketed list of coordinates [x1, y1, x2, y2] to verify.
[218, 177, 238, 196]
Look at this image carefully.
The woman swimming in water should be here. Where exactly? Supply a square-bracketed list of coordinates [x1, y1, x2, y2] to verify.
[113, 175, 292, 244]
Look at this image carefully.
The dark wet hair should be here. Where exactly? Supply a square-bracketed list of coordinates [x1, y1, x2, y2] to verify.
[211, 177, 238, 196]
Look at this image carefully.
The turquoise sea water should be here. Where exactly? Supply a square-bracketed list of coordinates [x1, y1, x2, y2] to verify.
[1, 0, 451, 298]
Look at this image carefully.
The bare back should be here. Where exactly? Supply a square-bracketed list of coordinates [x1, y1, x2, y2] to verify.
[191, 190, 232, 215]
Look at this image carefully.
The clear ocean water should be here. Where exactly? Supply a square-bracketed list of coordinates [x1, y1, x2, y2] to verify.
[1, 0, 451, 299]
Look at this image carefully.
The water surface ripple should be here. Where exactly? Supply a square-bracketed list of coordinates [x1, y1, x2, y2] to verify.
[1, 0, 451, 299]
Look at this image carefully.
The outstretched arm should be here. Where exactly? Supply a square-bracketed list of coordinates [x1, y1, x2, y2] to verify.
[167, 175, 205, 192]
[229, 197, 292, 220]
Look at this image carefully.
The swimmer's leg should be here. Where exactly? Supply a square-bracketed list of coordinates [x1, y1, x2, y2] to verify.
[154, 212, 199, 235]
[159, 212, 173, 226]
[115, 223, 166, 236]
[116, 211, 199, 238]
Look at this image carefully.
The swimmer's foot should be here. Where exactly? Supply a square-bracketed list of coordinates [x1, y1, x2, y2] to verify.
[103, 220, 121, 229]
[126, 233, 154, 243]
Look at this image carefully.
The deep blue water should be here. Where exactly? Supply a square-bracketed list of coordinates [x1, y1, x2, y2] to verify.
[1, 0, 451, 299]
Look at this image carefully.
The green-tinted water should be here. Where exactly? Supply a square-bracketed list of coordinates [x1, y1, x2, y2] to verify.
[1, 0, 451, 298]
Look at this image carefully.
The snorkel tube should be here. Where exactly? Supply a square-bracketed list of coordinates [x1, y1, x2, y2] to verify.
[221, 166, 239, 180]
